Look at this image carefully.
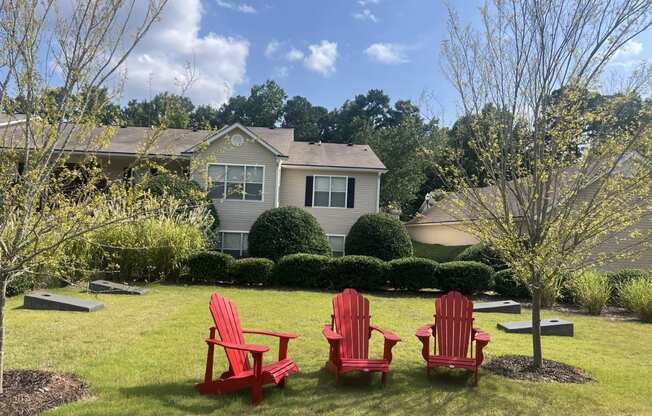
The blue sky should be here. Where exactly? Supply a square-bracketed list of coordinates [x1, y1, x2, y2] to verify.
[120, 0, 651, 126]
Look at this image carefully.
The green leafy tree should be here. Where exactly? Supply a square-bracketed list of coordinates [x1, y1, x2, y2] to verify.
[441, 0, 652, 368]
[282, 96, 328, 140]
[123, 92, 194, 128]
[247, 80, 287, 127]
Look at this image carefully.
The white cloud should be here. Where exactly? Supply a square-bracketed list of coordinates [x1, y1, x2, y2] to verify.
[265, 40, 281, 59]
[286, 48, 305, 62]
[303, 41, 338, 76]
[364, 43, 409, 64]
[358, 0, 379, 6]
[216, 0, 257, 13]
[353, 8, 378, 23]
[273, 66, 290, 79]
[121, 0, 249, 107]
[614, 40, 643, 59]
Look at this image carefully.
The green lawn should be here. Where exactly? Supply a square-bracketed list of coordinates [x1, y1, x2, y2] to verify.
[412, 241, 469, 262]
[6, 285, 652, 415]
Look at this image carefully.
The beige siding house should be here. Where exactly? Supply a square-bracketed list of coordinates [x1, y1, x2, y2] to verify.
[1, 120, 386, 257]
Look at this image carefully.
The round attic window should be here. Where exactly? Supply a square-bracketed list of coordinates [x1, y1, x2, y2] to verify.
[231, 134, 244, 147]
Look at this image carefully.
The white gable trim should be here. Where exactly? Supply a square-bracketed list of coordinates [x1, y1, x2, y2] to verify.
[182, 123, 287, 157]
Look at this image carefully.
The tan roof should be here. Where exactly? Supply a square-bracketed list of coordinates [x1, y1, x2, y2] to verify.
[0, 113, 26, 125]
[0, 119, 386, 170]
[285, 141, 386, 171]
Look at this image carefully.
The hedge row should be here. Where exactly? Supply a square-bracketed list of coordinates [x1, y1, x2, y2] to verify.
[184, 252, 495, 294]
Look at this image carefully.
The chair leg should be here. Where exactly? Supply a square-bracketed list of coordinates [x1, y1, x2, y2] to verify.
[335, 370, 340, 384]
[278, 377, 286, 388]
[426, 366, 431, 377]
[251, 382, 263, 404]
[381, 372, 388, 385]
[473, 369, 478, 386]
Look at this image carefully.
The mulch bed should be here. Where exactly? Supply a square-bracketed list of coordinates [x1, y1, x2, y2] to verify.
[0, 369, 88, 416]
[483, 355, 594, 383]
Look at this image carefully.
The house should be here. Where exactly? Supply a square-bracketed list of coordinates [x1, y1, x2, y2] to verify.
[1, 119, 386, 257]
[407, 157, 652, 272]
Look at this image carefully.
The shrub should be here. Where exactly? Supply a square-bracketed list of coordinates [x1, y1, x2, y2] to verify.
[387, 257, 438, 290]
[345, 213, 413, 261]
[230, 258, 275, 285]
[619, 277, 652, 322]
[90, 218, 206, 280]
[273, 253, 330, 288]
[323, 256, 388, 291]
[185, 251, 234, 283]
[567, 270, 612, 315]
[608, 269, 651, 303]
[248, 207, 330, 261]
[436, 261, 494, 295]
[456, 242, 507, 271]
[6, 274, 34, 297]
[493, 268, 530, 298]
[140, 170, 219, 229]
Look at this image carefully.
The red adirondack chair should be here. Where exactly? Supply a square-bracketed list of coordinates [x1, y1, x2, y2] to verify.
[195, 293, 300, 404]
[415, 291, 490, 386]
[323, 288, 401, 384]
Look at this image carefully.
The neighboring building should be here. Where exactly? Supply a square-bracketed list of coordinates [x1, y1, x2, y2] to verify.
[1, 120, 386, 257]
[408, 157, 652, 272]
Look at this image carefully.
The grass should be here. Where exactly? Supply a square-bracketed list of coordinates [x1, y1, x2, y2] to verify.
[6, 285, 652, 415]
[412, 240, 469, 262]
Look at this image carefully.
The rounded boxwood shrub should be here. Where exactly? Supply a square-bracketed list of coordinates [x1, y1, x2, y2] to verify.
[345, 213, 413, 261]
[387, 257, 439, 290]
[248, 207, 330, 261]
[273, 253, 330, 288]
[324, 255, 388, 291]
[456, 242, 507, 271]
[185, 251, 234, 283]
[567, 270, 612, 315]
[436, 261, 494, 295]
[230, 258, 275, 285]
[7, 274, 34, 297]
[493, 268, 530, 298]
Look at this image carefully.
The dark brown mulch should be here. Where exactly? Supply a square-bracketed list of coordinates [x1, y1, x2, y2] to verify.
[483, 355, 594, 384]
[0, 369, 88, 416]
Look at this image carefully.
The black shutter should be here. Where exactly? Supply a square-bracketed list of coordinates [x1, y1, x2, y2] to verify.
[347, 177, 355, 208]
[305, 176, 314, 207]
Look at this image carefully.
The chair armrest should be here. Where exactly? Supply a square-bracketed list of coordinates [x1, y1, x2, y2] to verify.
[322, 324, 343, 341]
[415, 322, 435, 339]
[473, 328, 490, 345]
[206, 339, 270, 354]
[369, 324, 401, 342]
[243, 328, 299, 339]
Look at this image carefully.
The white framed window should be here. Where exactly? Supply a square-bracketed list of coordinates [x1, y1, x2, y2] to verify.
[327, 234, 346, 257]
[208, 164, 264, 201]
[314, 175, 347, 208]
[219, 231, 249, 257]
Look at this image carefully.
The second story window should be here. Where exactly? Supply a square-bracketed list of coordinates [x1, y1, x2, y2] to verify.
[208, 164, 264, 201]
[314, 175, 347, 208]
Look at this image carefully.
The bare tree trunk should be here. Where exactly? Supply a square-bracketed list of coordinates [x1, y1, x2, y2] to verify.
[531, 287, 543, 368]
[0, 279, 7, 394]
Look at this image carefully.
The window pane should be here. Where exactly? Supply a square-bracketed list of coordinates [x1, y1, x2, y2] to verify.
[226, 183, 244, 200]
[314, 191, 329, 207]
[222, 232, 242, 250]
[331, 192, 345, 207]
[331, 177, 346, 192]
[315, 176, 330, 192]
[329, 236, 345, 252]
[246, 166, 263, 183]
[208, 165, 225, 181]
[242, 233, 249, 256]
[208, 183, 225, 199]
[227, 165, 244, 181]
[245, 183, 263, 200]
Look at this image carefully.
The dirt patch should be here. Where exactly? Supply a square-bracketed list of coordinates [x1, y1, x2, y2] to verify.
[483, 355, 594, 383]
[0, 369, 89, 416]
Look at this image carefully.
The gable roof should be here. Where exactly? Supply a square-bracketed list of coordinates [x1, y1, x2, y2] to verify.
[0, 117, 386, 170]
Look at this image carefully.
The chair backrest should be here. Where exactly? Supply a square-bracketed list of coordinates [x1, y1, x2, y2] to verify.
[209, 293, 249, 375]
[435, 291, 474, 358]
[332, 288, 370, 359]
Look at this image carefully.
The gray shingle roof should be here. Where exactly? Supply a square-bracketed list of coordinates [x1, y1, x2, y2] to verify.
[285, 141, 386, 171]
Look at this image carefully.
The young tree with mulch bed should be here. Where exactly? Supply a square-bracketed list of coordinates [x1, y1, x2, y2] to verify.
[439, 0, 652, 369]
[0, 0, 170, 393]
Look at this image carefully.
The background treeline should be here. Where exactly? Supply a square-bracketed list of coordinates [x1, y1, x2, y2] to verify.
[3, 81, 649, 218]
